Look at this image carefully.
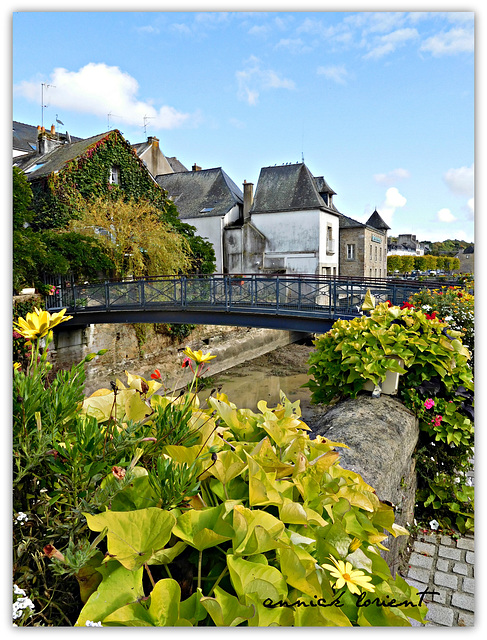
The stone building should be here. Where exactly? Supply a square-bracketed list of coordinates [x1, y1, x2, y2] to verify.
[455, 245, 474, 274]
[338, 209, 390, 278]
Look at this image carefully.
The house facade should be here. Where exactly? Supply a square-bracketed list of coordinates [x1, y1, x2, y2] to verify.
[455, 245, 474, 274]
[156, 167, 244, 273]
[339, 209, 390, 279]
[234, 163, 340, 276]
[387, 234, 429, 257]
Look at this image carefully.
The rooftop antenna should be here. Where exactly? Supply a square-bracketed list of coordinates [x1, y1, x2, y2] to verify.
[41, 83, 55, 128]
[107, 112, 122, 130]
[143, 115, 155, 135]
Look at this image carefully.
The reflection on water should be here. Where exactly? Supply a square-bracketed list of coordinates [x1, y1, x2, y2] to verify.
[200, 371, 312, 414]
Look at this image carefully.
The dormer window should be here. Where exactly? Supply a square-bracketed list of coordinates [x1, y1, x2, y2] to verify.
[109, 165, 120, 185]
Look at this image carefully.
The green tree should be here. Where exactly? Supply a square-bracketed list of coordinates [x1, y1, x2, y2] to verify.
[387, 254, 403, 274]
[69, 197, 192, 278]
[414, 255, 427, 272]
[400, 254, 415, 273]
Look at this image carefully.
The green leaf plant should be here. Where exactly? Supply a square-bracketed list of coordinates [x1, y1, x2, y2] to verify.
[14, 308, 429, 626]
[306, 296, 474, 534]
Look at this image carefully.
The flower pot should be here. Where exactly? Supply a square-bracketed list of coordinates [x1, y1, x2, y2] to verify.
[363, 357, 405, 396]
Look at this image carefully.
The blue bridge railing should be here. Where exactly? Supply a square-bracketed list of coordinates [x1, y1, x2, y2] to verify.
[44, 274, 430, 333]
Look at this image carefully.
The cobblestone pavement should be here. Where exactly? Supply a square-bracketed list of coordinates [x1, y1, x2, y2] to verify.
[403, 531, 474, 626]
[402, 463, 475, 626]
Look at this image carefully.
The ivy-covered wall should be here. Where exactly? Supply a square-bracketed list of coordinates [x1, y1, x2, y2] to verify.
[31, 130, 178, 230]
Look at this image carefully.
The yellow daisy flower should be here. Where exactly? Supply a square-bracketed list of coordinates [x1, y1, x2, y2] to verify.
[182, 347, 217, 364]
[13, 308, 73, 340]
[322, 555, 375, 595]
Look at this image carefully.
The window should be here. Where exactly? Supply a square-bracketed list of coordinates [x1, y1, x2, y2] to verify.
[369, 245, 372, 260]
[346, 244, 355, 260]
[109, 166, 120, 184]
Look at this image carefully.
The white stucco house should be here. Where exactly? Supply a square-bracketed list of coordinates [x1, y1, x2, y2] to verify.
[236, 163, 340, 276]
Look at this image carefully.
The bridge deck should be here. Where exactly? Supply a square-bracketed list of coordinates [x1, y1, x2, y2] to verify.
[45, 274, 433, 332]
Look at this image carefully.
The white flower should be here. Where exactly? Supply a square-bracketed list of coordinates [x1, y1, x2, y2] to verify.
[85, 620, 103, 627]
[429, 519, 440, 530]
[15, 512, 28, 525]
[444, 316, 453, 322]
[422, 305, 431, 311]
[12, 596, 35, 620]
[13, 585, 26, 596]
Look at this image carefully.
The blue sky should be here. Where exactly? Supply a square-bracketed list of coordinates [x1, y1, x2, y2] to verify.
[12, 5, 475, 243]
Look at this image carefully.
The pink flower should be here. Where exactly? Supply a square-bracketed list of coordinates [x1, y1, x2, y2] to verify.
[424, 399, 435, 410]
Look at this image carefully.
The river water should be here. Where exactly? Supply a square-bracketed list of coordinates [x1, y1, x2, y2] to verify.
[198, 340, 324, 429]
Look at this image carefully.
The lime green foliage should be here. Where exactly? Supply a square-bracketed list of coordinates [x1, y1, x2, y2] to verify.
[13, 310, 428, 626]
[70, 386, 428, 627]
[306, 300, 474, 534]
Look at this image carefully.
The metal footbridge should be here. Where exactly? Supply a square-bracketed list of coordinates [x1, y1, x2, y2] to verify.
[45, 273, 430, 334]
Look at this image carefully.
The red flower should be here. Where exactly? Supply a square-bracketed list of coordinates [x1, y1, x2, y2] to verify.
[401, 302, 414, 310]
[425, 311, 437, 320]
[386, 300, 393, 307]
[458, 292, 463, 298]
[150, 369, 162, 380]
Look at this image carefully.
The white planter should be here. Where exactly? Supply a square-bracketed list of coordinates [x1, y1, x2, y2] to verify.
[363, 357, 405, 396]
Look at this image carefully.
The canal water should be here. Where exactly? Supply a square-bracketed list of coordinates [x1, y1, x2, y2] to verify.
[198, 340, 325, 429]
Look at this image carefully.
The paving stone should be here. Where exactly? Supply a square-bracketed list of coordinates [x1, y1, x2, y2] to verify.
[438, 545, 462, 561]
[405, 578, 428, 593]
[456, 537, 474, 551]
[462, 577, 475, 594]
[413, 541, 436, 556]
[409, 551, 434, 570]
[451, 592, 475, 612]
[457, 612, 474, 627]
[465, 551, 474, 564]
[433, 588, 447, 605]
[436, 558, 449, 572]
[425, 602, 454, 626]
[440, 535, 454, 546]
[434, 571, 458, 590]
[408, 566, 431, 584]
[452, 562, 468, 576]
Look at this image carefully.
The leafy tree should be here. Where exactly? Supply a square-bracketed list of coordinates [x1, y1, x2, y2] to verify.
[413, 255, 427, 271]
[387, 254, 403, 273]
[69, 197, 192, 278]
[400, 254, 415, 273]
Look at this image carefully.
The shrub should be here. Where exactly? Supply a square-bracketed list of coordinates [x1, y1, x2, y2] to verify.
[306, 296, 474, 534]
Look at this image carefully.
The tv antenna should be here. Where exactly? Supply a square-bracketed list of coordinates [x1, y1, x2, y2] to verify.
[143, 115, 155, 135]
[41, 83, 55, 128]
[107, 112, 122, 130]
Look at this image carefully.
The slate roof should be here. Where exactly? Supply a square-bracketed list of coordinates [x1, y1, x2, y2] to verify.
[366, 209, 390, 230]
[166, 157, 188, 173]
[156, 168, 243, 219]
[463, 245, 474, 254]
[13, 131, 114, 180]
[13, 121, 83, 155]
[250, 163, 339, 215]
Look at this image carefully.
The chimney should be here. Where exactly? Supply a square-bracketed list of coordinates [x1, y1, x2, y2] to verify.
[50, 124, 56, 135]
[192, 163, 202, 171]
[37, 124, 62, 155]
[243, 180, 254, 222]
[148, 136, 159, 149]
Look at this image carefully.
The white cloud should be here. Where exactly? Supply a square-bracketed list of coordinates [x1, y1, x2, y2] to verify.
[378, 187, 407, 226]
[437, 208, 457, 223]
[363, 28, 419, 59]
[14, 63, 192, 130]
[466, 198, 474, 220]
[374, 168, 410, 185]
[420, 27, 474, 56]
[275, 38, 312, 54]
[135, 25, 159, 35]
[236, 56, 295, 105]
[317, 64, 349, 85]
[443, 164, 474, 197]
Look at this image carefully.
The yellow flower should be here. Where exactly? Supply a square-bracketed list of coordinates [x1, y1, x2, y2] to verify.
[13, 307, 73, 340]
[182, 347, 217, 364]
[322, 555, 375, 595]
[13, 362, 21, 372]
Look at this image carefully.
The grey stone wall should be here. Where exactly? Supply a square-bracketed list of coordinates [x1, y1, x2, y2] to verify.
[309, 394, 419, 575]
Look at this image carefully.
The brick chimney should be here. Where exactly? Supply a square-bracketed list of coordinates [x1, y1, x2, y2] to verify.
[37, 124, 62, 155]
[243, 180, 253, 222]
[192, 163, 202, 171]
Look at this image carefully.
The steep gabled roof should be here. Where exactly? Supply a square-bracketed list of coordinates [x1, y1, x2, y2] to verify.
[366, 209, 390, 230]
[250, 163, 338, 214]
[13, 120, 83, 156]
[13, 131, 114, 180]
[166, 157, 188, 173]
[156, 168, 243, 219]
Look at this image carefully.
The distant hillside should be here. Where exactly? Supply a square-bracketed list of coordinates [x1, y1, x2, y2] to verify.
[388, 237, 473, 256]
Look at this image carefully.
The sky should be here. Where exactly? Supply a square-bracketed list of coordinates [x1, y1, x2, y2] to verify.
[11, 4, 476, 243]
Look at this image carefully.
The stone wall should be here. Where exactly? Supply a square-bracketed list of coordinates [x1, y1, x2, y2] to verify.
[49, 322, 307, 395]
[309, 394, 419, 576]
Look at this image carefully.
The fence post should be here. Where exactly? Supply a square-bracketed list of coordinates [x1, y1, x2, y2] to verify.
[104, 281, 110, 310]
